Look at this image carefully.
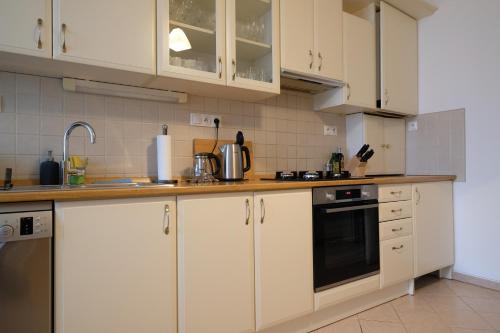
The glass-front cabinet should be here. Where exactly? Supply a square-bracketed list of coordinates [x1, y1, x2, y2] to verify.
[226, 0, 279, 93]
[157, 0, 279, 93]
[158, 0, 226, 84]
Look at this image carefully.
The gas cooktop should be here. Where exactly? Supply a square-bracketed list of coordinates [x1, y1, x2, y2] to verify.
[262, 171, 372, 182]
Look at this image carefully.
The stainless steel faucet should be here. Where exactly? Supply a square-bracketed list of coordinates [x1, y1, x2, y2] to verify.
[62, 121, 96, 185]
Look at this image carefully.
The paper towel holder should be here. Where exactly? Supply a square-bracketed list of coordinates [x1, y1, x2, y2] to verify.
[156, 123, 178, 185]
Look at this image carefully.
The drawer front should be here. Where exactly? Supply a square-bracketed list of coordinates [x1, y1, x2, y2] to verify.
[379, 218, 413, 241]
[379, 185, 412, 203]
[379, 201, 412, 222]
[380, 236, 413, 288]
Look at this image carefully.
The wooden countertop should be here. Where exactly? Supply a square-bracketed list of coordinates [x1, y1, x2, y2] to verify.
[0, 175, 455, 203]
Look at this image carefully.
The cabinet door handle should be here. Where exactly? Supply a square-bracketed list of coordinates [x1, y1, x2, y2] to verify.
[386, 144, 391, 149]
[36, 18, 43, 49]
[415, 187, 421, 205]
[390, 191, 402, 195]
[218, 56, 222, 79]
[232, 59, 236, 80]
[346, 83, 351, 101]
[308, 50, 314, 69]
[245, 199, 250, 225]
[391, 208, 403, 213]
[163, 204, 171, 235]
[61, 23, 67, 53]
[391, 227, 403, 232]
[260, 198, 265, 224]
[318, 52, 323, 71]
[392, 245, 404, 250]
[384, 89, 389, 106]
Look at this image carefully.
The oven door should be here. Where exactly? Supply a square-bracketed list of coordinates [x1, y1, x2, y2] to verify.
[313, 201, 379, 292]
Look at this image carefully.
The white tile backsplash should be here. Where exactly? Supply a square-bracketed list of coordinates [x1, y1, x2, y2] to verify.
[0, 72, 346, 179]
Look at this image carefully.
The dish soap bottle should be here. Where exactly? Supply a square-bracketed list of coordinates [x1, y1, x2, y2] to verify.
[40, 150, 60, 185]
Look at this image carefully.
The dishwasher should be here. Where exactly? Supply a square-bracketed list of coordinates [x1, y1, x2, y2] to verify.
[0, 201, 53, 333]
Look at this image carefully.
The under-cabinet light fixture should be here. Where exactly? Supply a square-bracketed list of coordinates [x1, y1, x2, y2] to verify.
[62, 78, 188, 104]
[169, 28, 192, 52]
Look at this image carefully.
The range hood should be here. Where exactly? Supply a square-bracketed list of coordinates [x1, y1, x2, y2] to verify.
[280, 69, 345, 94]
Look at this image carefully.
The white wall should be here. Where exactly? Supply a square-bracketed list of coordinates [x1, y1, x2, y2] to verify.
[419, 0, 500, 282]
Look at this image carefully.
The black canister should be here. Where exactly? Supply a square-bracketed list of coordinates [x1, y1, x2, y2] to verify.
[40, 150, 60, 185]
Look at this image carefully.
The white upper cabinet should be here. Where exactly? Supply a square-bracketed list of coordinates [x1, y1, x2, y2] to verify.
[0, 0, 52, 58]
[346, 113, 405, 175]
[280, 0, 314, 76]
[227, 0, 280, 93]
[314, 0, 343, 80]
[52, 0, 156, 74]
[157, 0, 280, 94]
[413, 182, 454, 278]
[380, 1, 418, 115]
[177, 193, 255, 333]
[281, 0, 343, 81]
[343, 12, 376, 108]
[157, 0, 226, 84]
[254, 190, 313, 330]
[54, 197, 177, 333]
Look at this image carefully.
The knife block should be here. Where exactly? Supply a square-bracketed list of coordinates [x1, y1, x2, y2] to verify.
[351, 162, 368, 177]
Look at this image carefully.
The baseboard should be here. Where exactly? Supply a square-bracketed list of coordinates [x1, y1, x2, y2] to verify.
[453, 271, 500, 292]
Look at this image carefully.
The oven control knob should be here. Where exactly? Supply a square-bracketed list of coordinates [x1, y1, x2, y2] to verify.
[0, 225, 14, 239]
[325, 193, 335, 200]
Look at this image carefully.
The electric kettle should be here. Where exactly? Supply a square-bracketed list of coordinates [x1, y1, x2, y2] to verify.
[219, 143, 251, 181]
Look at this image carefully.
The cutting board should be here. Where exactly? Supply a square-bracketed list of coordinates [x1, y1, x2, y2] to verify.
[193, 139, 254, 179]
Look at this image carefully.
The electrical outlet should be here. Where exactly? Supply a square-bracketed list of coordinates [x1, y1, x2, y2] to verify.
[190, 113, 221, 127]
[408, 121, 418, 132]
[324, 125, 338, 136]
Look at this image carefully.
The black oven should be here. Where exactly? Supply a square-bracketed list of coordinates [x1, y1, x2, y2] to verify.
[313, 185, 379, 292]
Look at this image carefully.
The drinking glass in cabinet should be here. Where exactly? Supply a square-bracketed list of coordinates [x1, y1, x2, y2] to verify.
[168, 0, 218, 74]
[235, 0, 273, 83]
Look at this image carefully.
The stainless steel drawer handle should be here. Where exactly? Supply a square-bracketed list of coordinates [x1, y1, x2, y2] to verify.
[260, 198, 265, 224]
[308, 50, 313, 69]
[245, 198, 250, 225]
[163, 204, 170, 235]
[391, 227, 403, 232]
[318, 52, 323, 71]
[36, 18, 43, 49]
[61, 23, 67, 53]
[391, 209, 403, 213]
[392, 245, 404, 250]
[390, 191, 402, 195]
[218, 56, 222, 79]
[323, 204, 379, 214]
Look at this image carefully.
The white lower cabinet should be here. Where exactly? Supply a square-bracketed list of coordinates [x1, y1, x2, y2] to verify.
[380, 236, 413, 288]
[254, 190, 313, 330]
[413, 181, 454, 277]
[177, 193, 255, 333]
[54, 197, 177, 333]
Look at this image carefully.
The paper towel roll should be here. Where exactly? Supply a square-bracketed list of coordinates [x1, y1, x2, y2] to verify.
[157, 134, 172, 181]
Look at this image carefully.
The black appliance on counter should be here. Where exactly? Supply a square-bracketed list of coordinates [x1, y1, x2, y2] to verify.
[262, 171, 372, 182]
[313, 185, 379, 292]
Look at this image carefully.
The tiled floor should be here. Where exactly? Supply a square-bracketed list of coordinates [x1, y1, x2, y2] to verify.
[313, 276, 500, 333]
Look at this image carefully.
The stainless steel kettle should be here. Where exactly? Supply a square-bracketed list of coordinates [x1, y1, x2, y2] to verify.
[219, 144, 251, 181]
